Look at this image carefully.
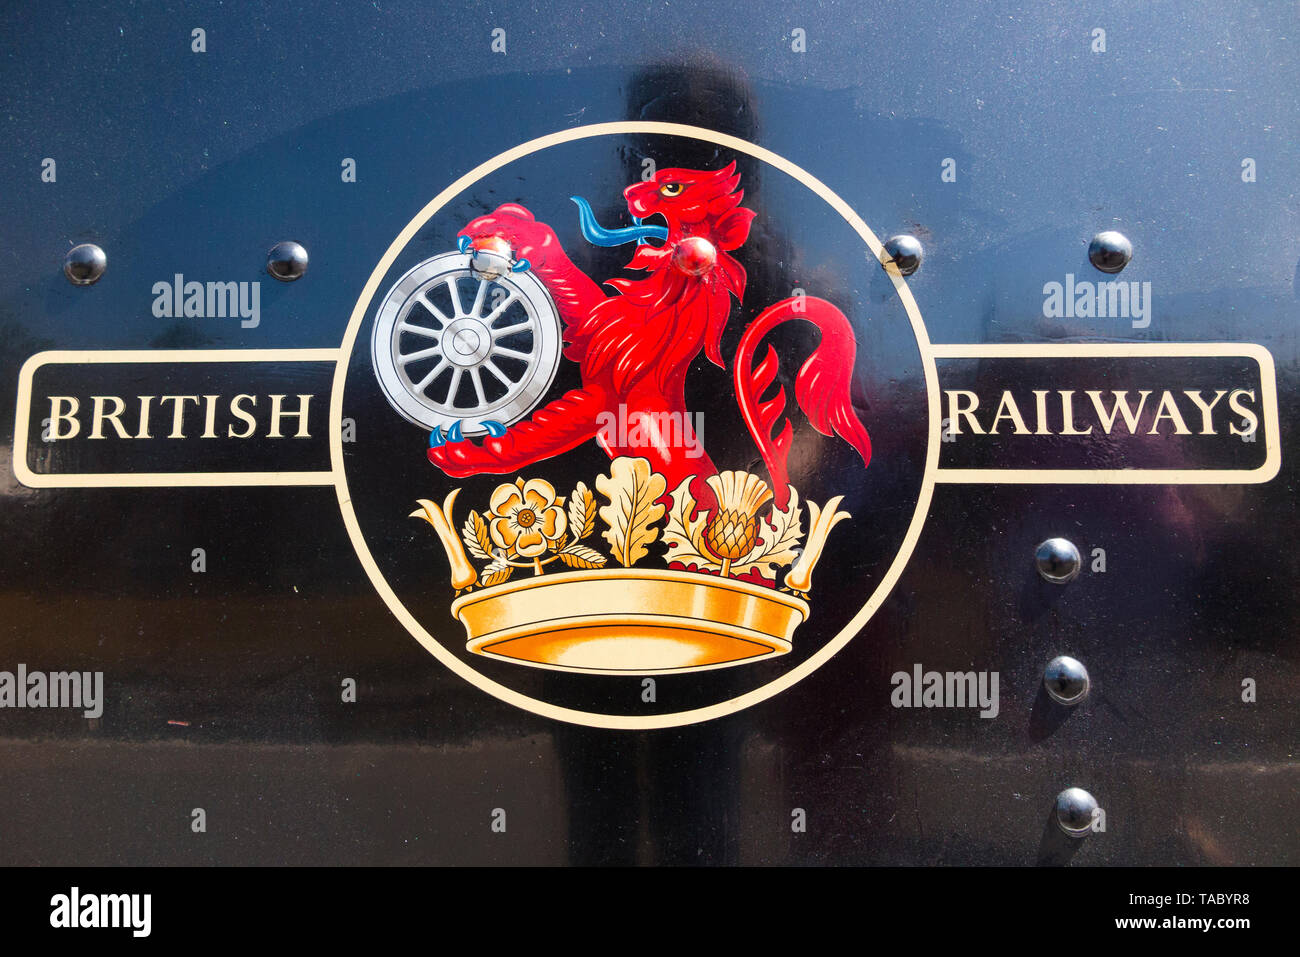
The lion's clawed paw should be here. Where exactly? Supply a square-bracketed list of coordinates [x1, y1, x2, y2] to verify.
[428, 420, 508, 449]
[458, 204, 556, 267]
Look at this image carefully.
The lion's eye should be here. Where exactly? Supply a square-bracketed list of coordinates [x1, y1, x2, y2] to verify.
[658, 182, 684, 197]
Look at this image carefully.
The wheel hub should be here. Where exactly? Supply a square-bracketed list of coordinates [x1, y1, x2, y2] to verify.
[444, 318, 492, 366]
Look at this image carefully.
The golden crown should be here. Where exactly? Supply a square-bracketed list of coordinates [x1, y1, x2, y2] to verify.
[411, 456, 849, 675]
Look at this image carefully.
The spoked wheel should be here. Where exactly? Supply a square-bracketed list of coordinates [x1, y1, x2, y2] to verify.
[370, 251, 562, 436]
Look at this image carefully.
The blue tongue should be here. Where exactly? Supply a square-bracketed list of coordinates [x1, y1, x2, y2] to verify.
[571, 196, 668, 247]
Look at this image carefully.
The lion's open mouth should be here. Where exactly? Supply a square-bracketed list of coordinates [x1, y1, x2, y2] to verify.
[635, 212, 669, 247]
[572, 196, 668, 247]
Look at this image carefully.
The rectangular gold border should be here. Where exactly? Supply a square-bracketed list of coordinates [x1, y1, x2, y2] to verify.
[13, 349, 343, 489]
[13, 342, 1283, 489]
[927, 342, 1281, 485]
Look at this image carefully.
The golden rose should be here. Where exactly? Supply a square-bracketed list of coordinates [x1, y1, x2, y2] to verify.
[487, 477, 567, 559]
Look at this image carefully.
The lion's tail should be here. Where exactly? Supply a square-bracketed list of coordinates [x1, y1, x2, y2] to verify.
[733, 297, 871, 506]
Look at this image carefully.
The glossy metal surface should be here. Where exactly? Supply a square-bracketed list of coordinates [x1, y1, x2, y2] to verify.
[266, 240, 309, 281]
[62, 243, 106, 285]
[1087, 230, 1132, 274]
[1043, 655, 1090, 705]
[883, 234, 923, 276]
[468, 236, 516, 281]
[1035, 538, 1082, 584]
[1, 1, 1297, 867]
[1055, 787, 1099, 837]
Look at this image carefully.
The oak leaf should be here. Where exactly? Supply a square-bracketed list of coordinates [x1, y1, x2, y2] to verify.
[596, 457, 666, 567]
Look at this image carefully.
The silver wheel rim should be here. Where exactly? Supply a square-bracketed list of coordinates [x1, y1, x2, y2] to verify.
[370, 251, 562, 435]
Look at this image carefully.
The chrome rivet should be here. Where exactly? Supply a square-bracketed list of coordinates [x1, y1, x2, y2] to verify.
[883, 234, 923, 276]
[1055, 787, 1098, 837]
[63, 243, 106, 285]
[1035, 537, 1081, 584]
[468, 236, 514, 282]
[1088, 230, 1132, 274]
[1043, 655, 1090, 705]
[267, 241, 308, 282]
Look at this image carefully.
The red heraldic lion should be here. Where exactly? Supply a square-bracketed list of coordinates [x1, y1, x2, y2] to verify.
[427, 162, 872, 506]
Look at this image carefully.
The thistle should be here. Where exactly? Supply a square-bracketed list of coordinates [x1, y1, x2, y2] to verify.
[702, 471, 774, 576]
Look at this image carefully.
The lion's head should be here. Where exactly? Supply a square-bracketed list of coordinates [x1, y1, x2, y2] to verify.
[620, 161, 755, 295]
